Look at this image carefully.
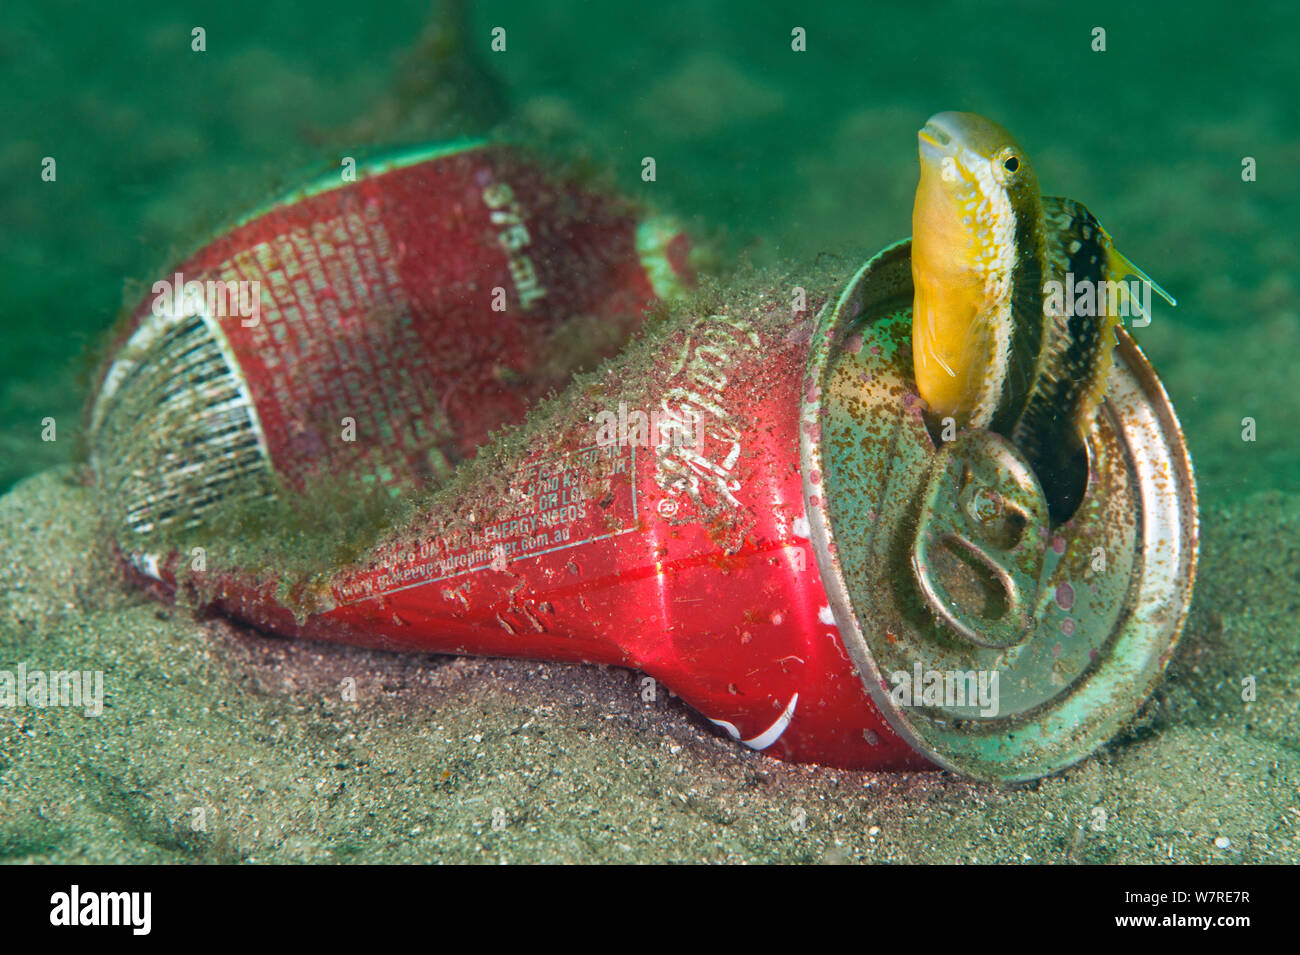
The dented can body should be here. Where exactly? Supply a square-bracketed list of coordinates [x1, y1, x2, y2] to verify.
[91, 141, 693, 535]
[92, 237, 1197, 780]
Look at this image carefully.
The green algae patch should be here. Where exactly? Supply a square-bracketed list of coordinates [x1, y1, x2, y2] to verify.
[91, 256, 848, 625]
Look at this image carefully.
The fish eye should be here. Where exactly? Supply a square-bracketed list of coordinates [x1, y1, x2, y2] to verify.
[992, 148, 1021, 181]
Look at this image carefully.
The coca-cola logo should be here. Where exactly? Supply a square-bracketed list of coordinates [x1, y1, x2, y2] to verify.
[654, 314, 760, 511]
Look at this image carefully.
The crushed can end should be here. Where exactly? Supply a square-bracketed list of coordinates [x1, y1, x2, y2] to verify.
[802, 240, 1198, 782]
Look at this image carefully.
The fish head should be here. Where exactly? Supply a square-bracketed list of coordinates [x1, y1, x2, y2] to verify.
[911, 111, 1042, 424]
[915, 112, 1040, 235]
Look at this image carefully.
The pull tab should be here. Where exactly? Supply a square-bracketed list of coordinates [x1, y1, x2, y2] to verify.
[911, 431, 1050, 649]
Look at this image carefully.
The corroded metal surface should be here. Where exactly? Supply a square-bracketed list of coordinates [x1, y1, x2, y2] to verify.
[802, 240, 1199, 782]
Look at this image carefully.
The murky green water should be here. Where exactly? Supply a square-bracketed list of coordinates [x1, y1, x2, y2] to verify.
[1, 1, 1297, 864]
[3, 0, 1296, 502]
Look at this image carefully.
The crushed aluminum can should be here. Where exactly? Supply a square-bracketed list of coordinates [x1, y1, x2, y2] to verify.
[90, 140, 694, 545]
[91, 236, 1197, 781]
[803, 241, 1198, 780]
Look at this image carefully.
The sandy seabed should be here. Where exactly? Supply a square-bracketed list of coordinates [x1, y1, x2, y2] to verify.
[0, 468, 1295, 864]
[2, 0, 1298, 865]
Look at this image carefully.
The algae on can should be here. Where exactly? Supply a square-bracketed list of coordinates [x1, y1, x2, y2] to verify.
[802, 240, 1199, 782]
[88, 141, 692, 564]
[87, 211, 1198, 781]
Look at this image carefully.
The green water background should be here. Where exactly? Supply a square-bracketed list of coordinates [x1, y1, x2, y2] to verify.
[2, 0, 1297, 506]
[2, 0, 1298, 866]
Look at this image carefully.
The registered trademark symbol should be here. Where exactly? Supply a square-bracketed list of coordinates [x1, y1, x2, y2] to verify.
[657, 497, 679, 517]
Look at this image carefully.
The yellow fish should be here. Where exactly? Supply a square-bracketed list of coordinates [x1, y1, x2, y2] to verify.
[910, 111, 1173, 499]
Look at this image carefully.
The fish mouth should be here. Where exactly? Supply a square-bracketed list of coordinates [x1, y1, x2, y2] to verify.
[918, 122, 956, 164]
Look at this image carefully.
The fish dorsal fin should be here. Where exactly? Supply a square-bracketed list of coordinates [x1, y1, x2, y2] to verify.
[1018, 197, 1172, 462]
[1108, 245, 1177, 311]
[1043, 196, 1177, 312]
[1015, 196, 1178, 477]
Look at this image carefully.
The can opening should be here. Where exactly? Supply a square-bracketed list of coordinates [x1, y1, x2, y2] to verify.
[803, 239, 1198, 781]
[1032, 438, 1090, 527]
[922, 410, 1091, 527]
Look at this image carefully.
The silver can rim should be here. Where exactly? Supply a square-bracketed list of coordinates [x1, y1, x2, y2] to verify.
[800, 239, 1200, 783]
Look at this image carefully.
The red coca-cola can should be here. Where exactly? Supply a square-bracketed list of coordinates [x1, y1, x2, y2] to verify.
[92, 236, 1197, 781]
[91, 140, 693, 541]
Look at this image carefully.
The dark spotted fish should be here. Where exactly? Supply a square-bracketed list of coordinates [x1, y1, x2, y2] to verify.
[909, 111, 1174, 511]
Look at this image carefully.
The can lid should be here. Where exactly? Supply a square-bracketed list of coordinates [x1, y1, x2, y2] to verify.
[802, 240, 1199, 782]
